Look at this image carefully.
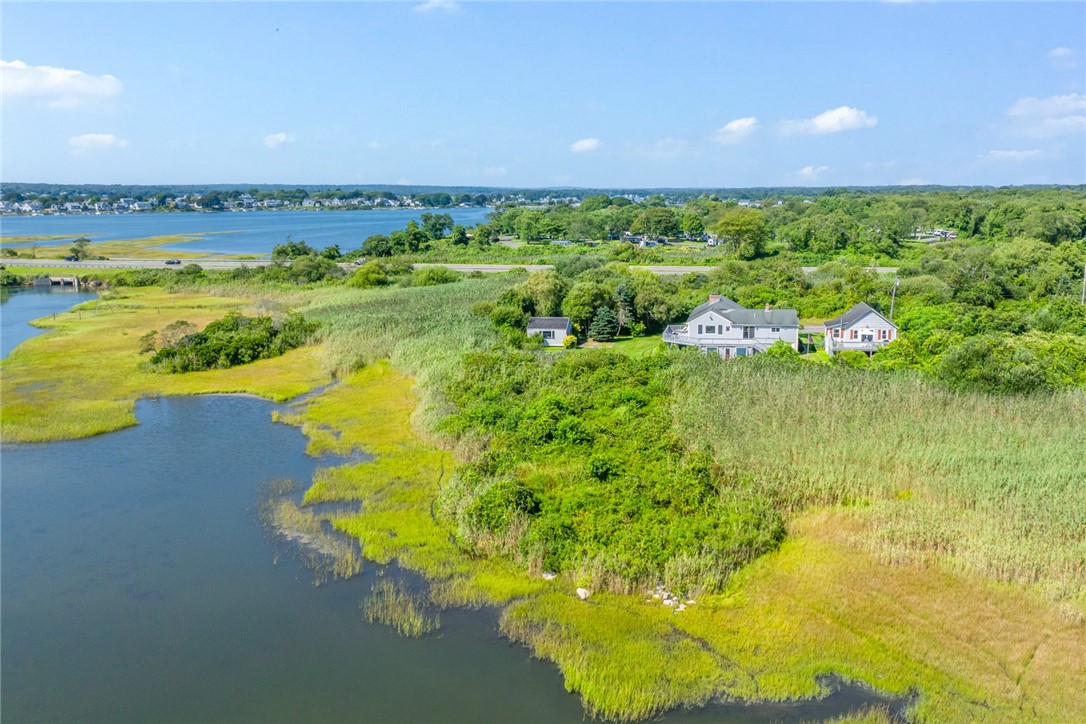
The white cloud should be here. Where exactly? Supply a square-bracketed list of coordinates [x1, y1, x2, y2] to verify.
[69, 133, 128, 152]
[789, 165, 829, 182]
[713, 117, 758, 144]
[482, 166, 507, 177]
[983, 149, 1048, 162]
[367, 140, 383, 150]
[2, 60, 122, 108]
[1047, 47, 1078, 70]
[1005, 93, 1086, 138]
[899, 178, 927, 186]
[264, 132, 295, 149]
[570, 138, 600, 153]
[781, 106, 878, 135]
[413, 0, 462, 14]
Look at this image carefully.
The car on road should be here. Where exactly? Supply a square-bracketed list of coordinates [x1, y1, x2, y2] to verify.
[64, 255, 79, 262]
[165, 259, 181, 265]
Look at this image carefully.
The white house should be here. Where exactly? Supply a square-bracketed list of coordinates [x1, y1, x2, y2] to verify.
[527, 317, 573, 347]
[663, 295, 799, 358]
[823, 302, 897, 356]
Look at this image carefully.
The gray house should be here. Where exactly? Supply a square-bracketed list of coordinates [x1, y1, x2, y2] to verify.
[663, 295, 799, 358]
[823, 302, 897, 355]
[527, 317, 573, 347]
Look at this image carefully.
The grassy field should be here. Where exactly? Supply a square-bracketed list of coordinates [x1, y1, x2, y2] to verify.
[671, 355, 1086, 603]
[0, 288, 330, 442]
[0, 234, 77, 245]
[4, 278, 1084, 722]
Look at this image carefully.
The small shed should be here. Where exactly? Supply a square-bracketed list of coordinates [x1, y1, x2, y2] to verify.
[527, 317, 573, 347]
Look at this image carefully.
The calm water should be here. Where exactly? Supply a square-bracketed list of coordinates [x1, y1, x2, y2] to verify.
[1, 293, 904, 722]
[1, 286, 98, 358]
[0, 207, 493, 255]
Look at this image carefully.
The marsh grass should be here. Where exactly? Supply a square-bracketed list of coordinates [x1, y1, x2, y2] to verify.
[8, 277, 1086, 722]
[670, 355, 1086, 601]
[1, 288, 330, 442]
[257, 479, 363, 585]
[362, 578, 440, 637]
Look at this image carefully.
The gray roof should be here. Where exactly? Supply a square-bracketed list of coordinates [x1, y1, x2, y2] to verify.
[527, 317, 572, 330]
[823, 302, 893, 329]
[686, 298, 798, 327]
[686, 297, 741, 320]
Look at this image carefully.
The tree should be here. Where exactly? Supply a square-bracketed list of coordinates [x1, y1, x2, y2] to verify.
[561, 281, 611, 329]
[579, 194, 612, 213]
[588, 307, 619, 342]
[69, 237, 93, 260]
[634, 207, 679, 238]
[472, 224, 494, 247]
[449, 225, 469, 246]
[710, 208, 768, 259]
[272, 236, 318, 260]
[320, 244, 342, 260]
[361, 234, 394, 257]
[613, 283, 636, 334]
[520, 271, 570, 317]
[421, 212, 454, 240]
[680, 211, 704, 238]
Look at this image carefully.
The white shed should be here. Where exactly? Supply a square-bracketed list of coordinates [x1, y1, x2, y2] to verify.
[527, 317, 573, 347]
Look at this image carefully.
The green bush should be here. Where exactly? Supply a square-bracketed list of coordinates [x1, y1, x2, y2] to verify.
[147, 311, 319, 373]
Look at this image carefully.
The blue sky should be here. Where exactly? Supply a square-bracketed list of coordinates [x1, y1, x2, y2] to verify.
[3, 1, 1084, 188]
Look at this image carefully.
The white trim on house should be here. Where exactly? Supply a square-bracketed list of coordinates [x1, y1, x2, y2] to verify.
[823, 303, 898, 355]
[663, 296, 799, 358]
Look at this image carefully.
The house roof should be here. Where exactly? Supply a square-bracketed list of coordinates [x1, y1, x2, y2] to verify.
[527, 317, 571, 330]
[686, 297, 741, 319]
[823, 302, 895, 329]
[686, 298, 798, 327]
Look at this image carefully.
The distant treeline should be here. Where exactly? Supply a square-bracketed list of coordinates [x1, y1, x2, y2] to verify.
[6, 182, 1084, 209]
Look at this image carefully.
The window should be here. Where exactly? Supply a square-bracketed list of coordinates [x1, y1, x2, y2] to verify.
[742, 326, 754, 339]
[705, 325, 716, 334]
[861, 333, 873, 342]
[542, 330, 554, 340]
[850, 329, 857, 340]
[833, 328, 840, 338]
[771, 327, 780, 333]
[698, 325, 703, 334]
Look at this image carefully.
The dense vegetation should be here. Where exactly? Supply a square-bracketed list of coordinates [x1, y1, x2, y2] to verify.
[437, 351, 785, 592]
[145, 311, 319, 373]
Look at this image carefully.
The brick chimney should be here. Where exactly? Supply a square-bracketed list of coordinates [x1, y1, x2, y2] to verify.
[709, 294, 721, 303]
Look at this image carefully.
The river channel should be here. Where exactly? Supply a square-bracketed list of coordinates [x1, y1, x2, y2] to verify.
[1, 290, 905, 722]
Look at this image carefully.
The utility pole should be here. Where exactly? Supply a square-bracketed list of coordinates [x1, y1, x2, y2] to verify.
[1081, 261, 1085, 305]
[890, 277, 901, 321]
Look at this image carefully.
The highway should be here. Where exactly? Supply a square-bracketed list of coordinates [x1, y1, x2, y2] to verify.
[1, 258, 899, 276]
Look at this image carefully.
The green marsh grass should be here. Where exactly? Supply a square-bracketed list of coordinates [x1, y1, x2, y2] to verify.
[257, 479, 363, 585]
[1, 288, 330, 442]
[7, 276, 1085, 722]
[362, 578, 440, 637]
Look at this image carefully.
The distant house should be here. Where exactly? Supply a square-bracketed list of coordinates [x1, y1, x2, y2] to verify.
[663, 295, 799, 358]
[823, 302, 897, 356]
[527, 317, 573, 347]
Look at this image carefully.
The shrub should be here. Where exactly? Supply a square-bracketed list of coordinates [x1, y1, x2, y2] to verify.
[410, 266, 462, 287]
[562, 334, 578, 349]
[348, 260, 390, 289]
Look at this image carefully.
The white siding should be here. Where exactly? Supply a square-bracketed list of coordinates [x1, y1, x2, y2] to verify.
[825, 312, 897, 354]
[528, 323, 572, 347]
[681, 311, 798, 351]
